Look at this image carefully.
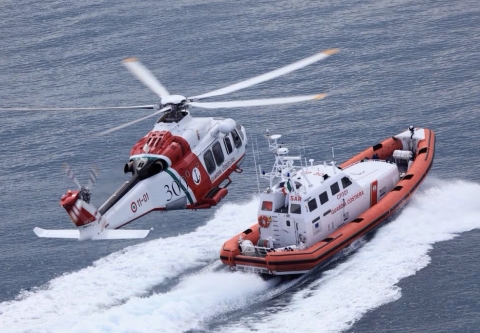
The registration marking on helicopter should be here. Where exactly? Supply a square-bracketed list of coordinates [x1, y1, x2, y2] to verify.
[135, 192, 150, 208]
[164, 169, 194, 204]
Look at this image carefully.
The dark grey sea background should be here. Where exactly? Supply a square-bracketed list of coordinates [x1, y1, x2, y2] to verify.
[0, 0, 479, 332]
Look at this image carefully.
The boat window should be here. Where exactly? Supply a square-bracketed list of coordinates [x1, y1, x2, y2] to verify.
[341, 176, 352, 188]
[261, 201, 273, 211]
[319, 191, 328, 205]
[224, 135, 233, 155]
[203, 150, 216, 174]
[331, 182, 340, 195]
[290, 203, 301, 214]
[286, 220, 290, 227]
[308, 198, 318, 212]
[232, 129, 242, 148]
[212, 142, 225, 166]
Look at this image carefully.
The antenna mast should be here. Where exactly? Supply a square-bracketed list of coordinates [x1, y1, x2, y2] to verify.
[260, 131, 301, 190]
[331, 147, 336, 174]
[252, 136, 261, 194]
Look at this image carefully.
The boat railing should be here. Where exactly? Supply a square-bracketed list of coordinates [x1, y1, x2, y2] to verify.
[242, 244, 301, 257]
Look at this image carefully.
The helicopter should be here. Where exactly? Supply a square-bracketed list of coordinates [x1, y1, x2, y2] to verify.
[3, 48, 338, 240]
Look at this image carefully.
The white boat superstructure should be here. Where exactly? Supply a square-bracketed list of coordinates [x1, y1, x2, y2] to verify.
[245, 128, 424, 253]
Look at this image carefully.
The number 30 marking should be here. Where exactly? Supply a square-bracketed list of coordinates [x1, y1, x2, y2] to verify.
[165, 177, 189, 201]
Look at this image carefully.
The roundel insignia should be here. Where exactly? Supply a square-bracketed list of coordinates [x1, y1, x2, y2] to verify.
[192, 167, 201, 185]
[131, 202, 137, 213]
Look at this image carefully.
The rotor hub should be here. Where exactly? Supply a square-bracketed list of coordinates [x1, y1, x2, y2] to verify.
[161, 95, 187, 105]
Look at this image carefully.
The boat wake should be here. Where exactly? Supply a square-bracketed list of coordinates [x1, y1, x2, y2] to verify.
[0, 196, 268, 333]
[1, 178, 480, 333]
[215, 177, 480, 333]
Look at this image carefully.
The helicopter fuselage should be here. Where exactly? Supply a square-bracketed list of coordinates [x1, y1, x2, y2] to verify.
[60, 110, 246, 236]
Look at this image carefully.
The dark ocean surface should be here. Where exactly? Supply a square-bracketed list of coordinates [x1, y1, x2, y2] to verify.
[0, 0, 479, 332]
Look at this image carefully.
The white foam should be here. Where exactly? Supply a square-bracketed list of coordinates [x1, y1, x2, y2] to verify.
[219, 178, 480, 333]
[0, 198, 260, 333]
[4, 179, 480, 333]
[66, 272, 273, 333]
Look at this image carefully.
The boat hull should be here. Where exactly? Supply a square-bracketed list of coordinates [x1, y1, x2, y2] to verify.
[220, 129, 435, 275]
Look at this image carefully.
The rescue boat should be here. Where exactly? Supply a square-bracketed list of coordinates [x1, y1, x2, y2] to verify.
[220, 126, 435, 275]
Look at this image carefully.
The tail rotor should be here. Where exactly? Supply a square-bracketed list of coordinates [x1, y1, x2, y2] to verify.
[86, 165, 100, 190]
[62, 163, 100, 204]
[63, 163, 81, 189]
[34, 163, 150, 240]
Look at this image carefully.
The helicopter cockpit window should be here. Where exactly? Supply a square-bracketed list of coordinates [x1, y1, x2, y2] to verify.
[212, 142, 225, 166]
[236, 124, 245, 141]
[232, 129, 242, 148]
[224, 135, 233, 155]
[203, 150, 216, 174]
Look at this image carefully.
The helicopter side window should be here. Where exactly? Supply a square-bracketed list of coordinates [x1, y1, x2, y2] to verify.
[232, 129, 242, 148]
[203, 150, 216, 174]
[224, 136, 233, 155]
[212, 142, 225, 166]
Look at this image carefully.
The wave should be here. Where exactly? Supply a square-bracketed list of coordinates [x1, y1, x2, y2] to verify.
[3, 178, 480, 333]
[0, 197, 262, 332]
[217, 178, 480, 333]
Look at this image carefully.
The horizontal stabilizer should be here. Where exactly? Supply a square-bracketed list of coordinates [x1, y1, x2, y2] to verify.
[91, 229, 151, 240]
[33, 227, 80, 239]
[33, 227, 151, 240]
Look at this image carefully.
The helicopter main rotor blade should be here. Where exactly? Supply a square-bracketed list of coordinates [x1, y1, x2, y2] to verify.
[0, 105, 156, 112]
[95, 106, 171, 136]
[122, 58, 170, 99]
[188, 93, 327, 109]
[190, 49, 338, 100]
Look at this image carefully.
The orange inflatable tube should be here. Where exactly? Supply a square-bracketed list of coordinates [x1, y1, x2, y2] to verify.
[220, 129, 435, 275]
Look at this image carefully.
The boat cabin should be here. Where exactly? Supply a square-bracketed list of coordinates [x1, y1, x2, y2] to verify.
[249, 130, 423, 252]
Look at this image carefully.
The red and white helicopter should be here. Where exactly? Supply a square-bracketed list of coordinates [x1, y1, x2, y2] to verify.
[5, 49, 338, 240]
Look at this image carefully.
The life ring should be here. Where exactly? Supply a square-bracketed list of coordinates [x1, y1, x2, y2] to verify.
[258, 215, 270, 228]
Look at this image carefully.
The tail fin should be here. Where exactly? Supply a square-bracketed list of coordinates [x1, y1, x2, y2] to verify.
[60, 189, 99, 227]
